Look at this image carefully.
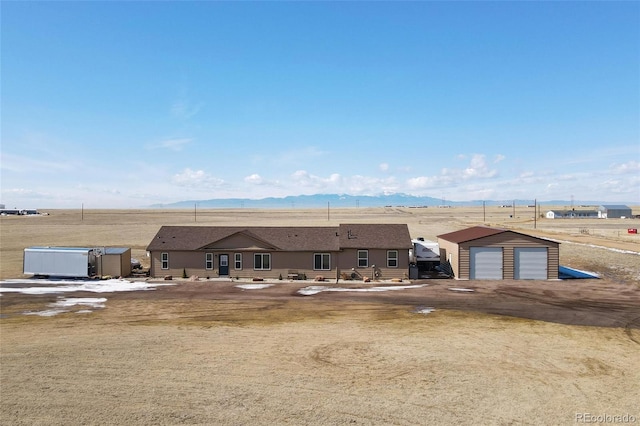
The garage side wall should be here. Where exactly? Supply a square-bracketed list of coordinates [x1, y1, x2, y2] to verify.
[436, 239, 460, 278]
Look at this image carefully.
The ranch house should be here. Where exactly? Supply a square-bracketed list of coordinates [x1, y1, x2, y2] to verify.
[545, 209, 598, 219]
[146, 224, 412, 280]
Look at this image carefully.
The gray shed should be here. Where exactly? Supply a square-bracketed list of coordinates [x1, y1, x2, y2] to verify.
[598, 205, 632, 219]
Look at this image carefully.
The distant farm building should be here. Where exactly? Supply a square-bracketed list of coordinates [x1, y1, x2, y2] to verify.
[598, 205, 632, 219]
[146, 224, 412, 280]
[437, 226, 559, 280]
[1, 208, 39, 216]
[545, 209, 598, 219]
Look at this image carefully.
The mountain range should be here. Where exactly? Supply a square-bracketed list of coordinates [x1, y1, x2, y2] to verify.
[149, 194, 628, 209]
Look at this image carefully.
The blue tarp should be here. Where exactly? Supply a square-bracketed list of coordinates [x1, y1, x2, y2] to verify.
[559, 266, 599, 279]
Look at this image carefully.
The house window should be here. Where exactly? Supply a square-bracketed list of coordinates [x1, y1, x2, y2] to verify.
[314, 253, 331, 270]
[254, 253, 271, 270]
[387, 250, 398, 268]
[357, 250, 368, 267]
[161, 252, 169, 270]
[234, 253, 242, 270]
[205, 253, 213, 270]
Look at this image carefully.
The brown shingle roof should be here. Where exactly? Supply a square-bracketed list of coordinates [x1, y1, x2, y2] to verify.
[436, 226, 506, 244]
[437, 225, 559, 246]
[339, 224, 413, 249]
[146, 224, 412, 252]
[146, 226, 341, 252]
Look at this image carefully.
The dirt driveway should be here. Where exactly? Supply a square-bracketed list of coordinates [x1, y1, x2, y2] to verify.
[1, 277, 639, 425]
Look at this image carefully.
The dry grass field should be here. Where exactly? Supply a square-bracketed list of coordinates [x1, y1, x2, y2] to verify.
[1, 206, 639, 425]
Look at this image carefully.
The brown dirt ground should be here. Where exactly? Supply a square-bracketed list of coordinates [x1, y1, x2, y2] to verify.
[1, 207, 639, 424]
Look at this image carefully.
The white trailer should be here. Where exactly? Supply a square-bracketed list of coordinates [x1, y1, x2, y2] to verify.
[23, 247, 97, 278]
[412, 238, 440, 262]
[410, 238, 443, 278]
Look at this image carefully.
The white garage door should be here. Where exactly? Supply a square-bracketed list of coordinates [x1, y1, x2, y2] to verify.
[514, 247, 548, 279]
[470, 247, 503, 279]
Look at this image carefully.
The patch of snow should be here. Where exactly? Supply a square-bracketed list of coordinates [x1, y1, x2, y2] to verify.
[297, 286, 329, 296]
[0, 279, 173, 295]
[448, 288, 475, 292]
[24, 309, 68, 317]
[415, 307, 435, 315]
[53, 297, 107, 309]
[298, 284, 427, 296]
[235, 284, 273, 290]
[22, 297, 107, 317]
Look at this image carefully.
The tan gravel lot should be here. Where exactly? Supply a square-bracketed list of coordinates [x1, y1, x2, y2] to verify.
[1, 207, 639, 425]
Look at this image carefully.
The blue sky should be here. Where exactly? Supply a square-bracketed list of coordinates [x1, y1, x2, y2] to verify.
[1, 1, 638, 208]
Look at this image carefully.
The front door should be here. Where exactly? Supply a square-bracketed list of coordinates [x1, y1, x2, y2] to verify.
[219, 254, 229, 276]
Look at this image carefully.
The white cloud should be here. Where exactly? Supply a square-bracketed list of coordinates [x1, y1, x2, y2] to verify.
[244, 174, 264, 184]
[610, 160, 640, 174]
[462, 154, 497, 179]
[243, 173, 280, 188]
[379, 163, 389, 172]
[406, 176, 441, 190]
[148, 138, 192, 152]
[289, 170, 397, 195]
[291, 170, 334, 188]
[494, 154, 506, 163]
[172, 168, 224, 188]
[406, 154, 499, 191]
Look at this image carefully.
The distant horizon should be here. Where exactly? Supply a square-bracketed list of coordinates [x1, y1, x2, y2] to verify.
[3, 192, 637, 210]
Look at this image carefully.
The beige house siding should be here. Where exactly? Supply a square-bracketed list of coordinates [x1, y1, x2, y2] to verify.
[150, 248, 410, 280]
[438, 230, 559, 280]
[151, 250, 342, 280]
[337, 248, 409, 280]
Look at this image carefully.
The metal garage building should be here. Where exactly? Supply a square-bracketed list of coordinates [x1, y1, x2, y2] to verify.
[437, 226, 559, 280]
[598, 205, 632, 219]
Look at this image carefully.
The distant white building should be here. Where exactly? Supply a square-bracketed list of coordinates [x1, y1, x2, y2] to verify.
[598, 205, 632, 219]
[546, 209, 598, 219]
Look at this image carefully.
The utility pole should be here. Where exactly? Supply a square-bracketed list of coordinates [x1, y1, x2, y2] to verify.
[483, 201, 486, 223]
[327, 202, 330, 221]
[534, 199, 537, 229]
[194, 203, 197, 222]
